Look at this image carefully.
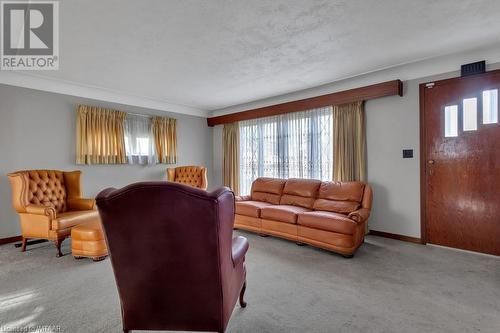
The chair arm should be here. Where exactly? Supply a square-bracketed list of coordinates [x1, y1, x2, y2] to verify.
[67, 198, 96, 211]
[232, 236, 249, 267]
[235, 195, 251, 202]
[348, 208, 371, 223]
[25, 204, 56, 219]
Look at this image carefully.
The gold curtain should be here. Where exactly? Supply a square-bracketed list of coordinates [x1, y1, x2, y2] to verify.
[333, 101, 366, 182]
[223, 123, 240, 195]
[76, 105, 127, 165]
[152, 116, 177, 164]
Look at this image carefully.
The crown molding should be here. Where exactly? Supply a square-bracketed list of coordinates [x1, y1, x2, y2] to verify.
[0, 71, 208, 117]
[210, 44, 500, 117]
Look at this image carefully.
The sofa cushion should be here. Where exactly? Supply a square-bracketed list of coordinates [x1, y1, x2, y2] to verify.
[235, 200, 273, 218]
[312, 181, 364, 213]
[251, 178, 286, 205]
[51, 210, 99, 230]
[261, 205, 311, 224]
[279, 178, 321, 209]
[297, 211, 357, 235]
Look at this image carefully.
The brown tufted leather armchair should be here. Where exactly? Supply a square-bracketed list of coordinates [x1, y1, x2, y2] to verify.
[8, 170, 98, 257]
[96, 182, 248, 333]
[167, 165, 208, 190]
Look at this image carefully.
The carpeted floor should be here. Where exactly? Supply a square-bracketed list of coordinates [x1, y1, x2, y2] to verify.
[1, 231, 499, 333]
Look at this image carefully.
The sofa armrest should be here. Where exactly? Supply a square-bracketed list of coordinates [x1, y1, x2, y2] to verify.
[235, 195, 251, 202]
[25, 204, 56, 219]
[348, 208, 371, 223]
[68, 198, 96, 211]
[232, 236, 249, 267]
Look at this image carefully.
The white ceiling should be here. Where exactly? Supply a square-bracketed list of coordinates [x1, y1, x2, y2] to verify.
[3, 0, 500, 116]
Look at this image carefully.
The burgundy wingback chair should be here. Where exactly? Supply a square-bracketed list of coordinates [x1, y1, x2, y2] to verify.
[96, 182, 249, 333]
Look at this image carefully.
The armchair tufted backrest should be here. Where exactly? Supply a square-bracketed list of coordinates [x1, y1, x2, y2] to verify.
[8, 170, 84, 214]
[166, 166, 207, 190]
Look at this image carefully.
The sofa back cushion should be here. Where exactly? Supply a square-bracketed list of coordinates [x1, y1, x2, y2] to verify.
[313, 181, 365, 213]
[280, 179, 321, 209]
[251, 178, 286, 204]
[26, 170, 67, 213]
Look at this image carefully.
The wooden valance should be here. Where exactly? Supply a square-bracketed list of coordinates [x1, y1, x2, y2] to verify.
[207, 79, 403, 126]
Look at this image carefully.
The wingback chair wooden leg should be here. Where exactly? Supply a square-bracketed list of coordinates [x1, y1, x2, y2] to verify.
[21, 237, 27, 252]
[53, 238, 64, 257]
[239, 281, 247, 308]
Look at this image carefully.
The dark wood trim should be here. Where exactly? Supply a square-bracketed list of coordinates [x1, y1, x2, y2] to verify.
[420, 68, 500, 89]
[419, 82, 428, 244]
[207, 79, 403, 126]
[369, 230, 422, 244]
[0, 235, 22, 245]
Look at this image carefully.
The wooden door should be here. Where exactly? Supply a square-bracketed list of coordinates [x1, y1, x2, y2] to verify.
[420, 70, 500, 255]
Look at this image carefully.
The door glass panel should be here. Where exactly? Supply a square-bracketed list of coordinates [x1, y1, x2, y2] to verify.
[444, 105, 458, 137]
[463, 98, 477, 131]
[482, 89, 498, 124]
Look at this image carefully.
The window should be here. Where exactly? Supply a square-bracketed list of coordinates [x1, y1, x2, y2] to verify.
[444, 105, 458, 137]
[124, 114, 156, 165]
[483, 89, 498, 124]
[463, 97, 477, 131]
[239, 107, 333, 195]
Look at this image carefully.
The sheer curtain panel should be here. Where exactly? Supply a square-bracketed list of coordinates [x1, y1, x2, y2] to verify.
[239, 107, 333, 195]
[124, 114, 156, 165]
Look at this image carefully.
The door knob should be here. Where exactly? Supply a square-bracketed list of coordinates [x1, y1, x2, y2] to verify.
[428, 160, 435, 165]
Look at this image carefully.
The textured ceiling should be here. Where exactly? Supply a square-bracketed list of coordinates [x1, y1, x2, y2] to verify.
[19, 0, 500, 113]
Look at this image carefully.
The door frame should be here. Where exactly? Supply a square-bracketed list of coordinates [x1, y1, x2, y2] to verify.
[419, 69, 500, 245]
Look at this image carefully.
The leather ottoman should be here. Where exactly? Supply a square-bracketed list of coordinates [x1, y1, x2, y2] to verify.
[71, 219, 108, 261]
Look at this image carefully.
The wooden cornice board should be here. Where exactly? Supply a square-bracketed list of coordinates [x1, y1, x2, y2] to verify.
[207, 79, 403, 126]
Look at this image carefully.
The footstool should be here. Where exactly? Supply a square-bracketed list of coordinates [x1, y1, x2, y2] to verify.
[71, 219, 108, 261]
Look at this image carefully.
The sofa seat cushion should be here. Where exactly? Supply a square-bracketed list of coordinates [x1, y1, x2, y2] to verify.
[51, 210, 99, 230]
[297, 211, 357, 235]
[235, 201, 273, 218]
[261, 205, 311, 224]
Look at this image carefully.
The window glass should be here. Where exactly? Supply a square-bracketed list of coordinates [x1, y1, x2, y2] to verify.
[239, 107, 333, 195]
[463, 98, 477, 131]
[482, 89, 498, 124]
[124, 114, 155, 164]
[444, 105, 458, 137]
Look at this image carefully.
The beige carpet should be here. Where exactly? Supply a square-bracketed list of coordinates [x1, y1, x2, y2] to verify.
[0, 231, 499, 333]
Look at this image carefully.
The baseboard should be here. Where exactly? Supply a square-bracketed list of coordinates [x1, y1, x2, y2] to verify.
[0, 235, 22, 245]
[369, 230, 422, 244]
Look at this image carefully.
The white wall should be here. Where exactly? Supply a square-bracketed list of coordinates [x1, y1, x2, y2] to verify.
[211, 63, 500, 239]
[0, 84, 213, 239]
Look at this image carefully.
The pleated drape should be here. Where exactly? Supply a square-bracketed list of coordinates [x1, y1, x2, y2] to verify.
[76, 105, 127, 164]
[332, 101, 366, 182]
[152, 117, 177, 164]
[222, 123, 240, 195]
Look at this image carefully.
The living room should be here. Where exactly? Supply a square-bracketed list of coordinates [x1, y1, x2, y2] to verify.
[0, 1, 499, 333]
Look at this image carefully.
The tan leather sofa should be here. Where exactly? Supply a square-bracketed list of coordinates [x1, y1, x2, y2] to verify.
[8, 170, 98, 257]
[235, 178, 372, 257]
[167, 165, 208, 190]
